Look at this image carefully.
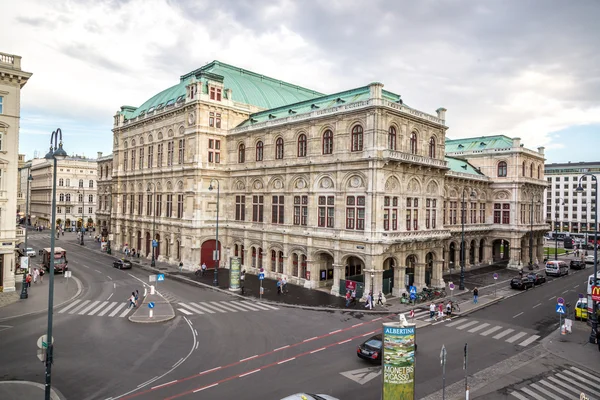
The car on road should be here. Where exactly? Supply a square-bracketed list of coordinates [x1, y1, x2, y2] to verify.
[357, 334, 382, 363]
[574, 298, 588, 320]
[510, 277, 535, 290]
[280, 394, 340, 400]
[545, 260, 569, 277]
[113, 259, 132, 269]
[527, 272, 546, 285]
[585, 254, 596, 264]
[570, 259, 586, 270]
[26, 247, 36, 257]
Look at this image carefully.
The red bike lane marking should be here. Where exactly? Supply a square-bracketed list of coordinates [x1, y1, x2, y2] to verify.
[121, 313, 397, 400]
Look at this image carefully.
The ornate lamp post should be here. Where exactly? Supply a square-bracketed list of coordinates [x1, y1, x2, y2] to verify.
[44, 128, 67, 400]
[147, 183, 156, 267]
[19, 173, 33, 299]
[208, 179, 220, 286]
[460, 190, 477, 291]
[576, 174, 598, 344]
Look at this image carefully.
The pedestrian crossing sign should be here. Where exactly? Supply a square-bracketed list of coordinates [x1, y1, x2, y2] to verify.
[157, 274, 165, 282]
[409, 286, 417, 294]
[555, 304, 565, 314]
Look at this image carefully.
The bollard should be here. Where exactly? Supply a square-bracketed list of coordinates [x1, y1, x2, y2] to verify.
[150, 285, 155, 295]
[149, 309, 153, 318]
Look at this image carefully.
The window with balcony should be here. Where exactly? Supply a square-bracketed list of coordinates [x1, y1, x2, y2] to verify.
[426, 198, 437, 229]
[410, 132, 418, 154]
[388, 127, 396, 150]
[406, 197, 419, 230]
[429, 136, 436, 158]
[479, 203, 486, 223]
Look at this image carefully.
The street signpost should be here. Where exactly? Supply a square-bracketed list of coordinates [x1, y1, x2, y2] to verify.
[440, 344, 447, 400]
[449, 282, 455, 303]
[259, 268, 264, 299]
[64, 270, 72, 290]
[464, 343, 469, 400]
[557, 297, 565, 305]
[556, 302, 566, 337]
[493, 273, 498, 297]
[157, 274, 165, 282]
[152, 239, 158, 248]
[409, 285, 417, 305]
[149, 275, 156, 283]
[148, 302, 155, 318]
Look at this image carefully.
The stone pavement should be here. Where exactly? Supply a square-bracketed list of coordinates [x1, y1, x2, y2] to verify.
[0, 276, 81, 322]
[0, 381, 66, 400]
[129, 293, 175, 323]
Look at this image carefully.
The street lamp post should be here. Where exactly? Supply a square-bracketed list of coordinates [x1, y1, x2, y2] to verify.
[208, 179, 220, 286]
[43, 128, 67, 400]
[147, 184, 156, 267]
[78, 187, 85, 245]
[529, 195, 539, 268]
[460, 190, 476, 291]
[19, 174, 33, 299]
[576, 174, 598, 344]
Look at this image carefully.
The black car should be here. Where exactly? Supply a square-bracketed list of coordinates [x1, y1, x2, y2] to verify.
[570, 259, 586, 270]
[357, 334, 417, 364]
[527, 272, 546, 285]
[510, 277, 534, 290]
[113, 259, 132, 269]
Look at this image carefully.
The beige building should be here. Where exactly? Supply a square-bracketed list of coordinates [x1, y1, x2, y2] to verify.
[30, 156, 98, 231]
[110, 61, 548, 297]
[0, 52, 31, 292]
[96, 152, 113, 237]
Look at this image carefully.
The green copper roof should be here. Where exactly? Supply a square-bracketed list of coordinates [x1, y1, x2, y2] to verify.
[445, 156, 484, 176]
[445, 135, 514, 152]
[237, 86, 404, 127]
[123, 61, 325, 120]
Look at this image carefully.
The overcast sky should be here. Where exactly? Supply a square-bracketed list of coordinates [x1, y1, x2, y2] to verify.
[3, 0, 600, 163]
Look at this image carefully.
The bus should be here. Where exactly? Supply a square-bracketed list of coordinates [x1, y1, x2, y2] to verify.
[586, 272, 600, 318]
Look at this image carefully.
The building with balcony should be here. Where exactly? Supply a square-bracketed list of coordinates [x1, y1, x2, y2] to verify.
[96, 152, 113, 238]
[30, 156, 98, 231]
[0, 52, 32, 292]
[109, 60, 548, 297]
[544, 161, 600, 234]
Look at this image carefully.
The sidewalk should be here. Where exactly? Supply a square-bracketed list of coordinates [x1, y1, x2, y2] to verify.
[129, 293, 175, 323]
[0, 275, 81, 322]
[0, 381, 66, 400]
[542, 317, 599, 372]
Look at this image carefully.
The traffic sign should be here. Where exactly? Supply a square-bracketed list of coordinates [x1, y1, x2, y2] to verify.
[149, 275, 156, 282]
[409, 285, 417, 299]
[152, 240, 158, 248]
[157, 273, 165, 282]
[440, 344, 447, 366]
[64, 270, 72, 278]
[557, 297, 565, 305]
[37, 335, 54, 349]
[592, 286, 600, 302]
[578, 293, 584, 299]
[148, 302, 155, 309]
[556, 304, 566, 314]
[258, 273, 265, 280]
[493, 273, 498, 280]
[449, 283, 455, 291]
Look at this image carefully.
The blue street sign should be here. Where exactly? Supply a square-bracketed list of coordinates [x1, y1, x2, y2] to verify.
[157, 273, 165, 282]
[555, 304, 565, 314]
[152, 240, 158, 248]
[148, 302, 155, 309]
[409, 286, 417, 294]
[578, 293, 584, 299]
[258, 273, 265, 280]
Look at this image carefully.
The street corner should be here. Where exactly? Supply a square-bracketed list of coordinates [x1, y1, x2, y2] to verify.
[128, 296, 175, 324]
[0, 381, 67, 400]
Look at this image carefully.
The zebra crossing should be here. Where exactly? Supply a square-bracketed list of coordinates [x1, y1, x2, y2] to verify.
[176, 300, 279, 316]
[509, 366, 600, 400]
[409, 309, 540, 348]
[57, 299, 135, 318]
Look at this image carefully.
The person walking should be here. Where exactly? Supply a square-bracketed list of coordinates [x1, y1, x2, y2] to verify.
[438, 302, 445, 321]
[276, 278, 282, 295]
[365, 292, 373, 310]
[377, 291, 384, 306]
[429, 302, 436, 320]
[240, 270, 246, 295]
[127, 292, 136, 309]
[201, 262, 207, 276]
[26, 273, 32, 288]
[345, 290, 352, 307]
[351, 289, 357, 307]
[473, 287, 479, 304]
[282, 276, 288, 294]
[39, 268, 45, 283]
[33, 268, 39, 284]
[134, 290, 139, 306]
[446, 301, 452, 318]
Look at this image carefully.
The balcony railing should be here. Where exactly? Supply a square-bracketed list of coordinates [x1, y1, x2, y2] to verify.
[382, 150, 448, 169]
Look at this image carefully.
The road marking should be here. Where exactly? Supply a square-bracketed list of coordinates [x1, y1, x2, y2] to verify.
[107, 276, 113, 280]
[209, 301, 238, 313]
[193, 383, 218, 393]
[225, 302, 255, 312]
[340, 366, 382, 385]
[539, 380, 572, 398]
[310, 347, 326, 354]
[241, 301, 275, 311]
[178, 308, 193, 315]
[197, 302, 227, 313]
[493, 328, 515, 340]
[518, 335, 540, 347]
[137, 377, 159, 388]
[329, 329, 342, 334]
[561, 290, 569, 294]
[199, 366, 221, 375]
[274, 345, 289, 351]
[172, 358, 184, 368]
[88, 301, 108, 316]
[548, 296, 556, 301]
[352, 323, 363, 327]
[509, 391, 528, 400]
[68, 300, 90, 314]
[278, 358, 295, 364]
[230, 302, 262, 311]
[573, 285, 579, 289]
[109, 303, 126, 317]
[239, 355, 258, 362]
[532, 303, 542, 308]
[520, 387, 545, 400]
[78, 300, 101, 315]
[561, 370, 600, 395]
[187, 302, 214, 314]
[529, 382, 559, 399]
[445, 319, 465, 327]
[505, 331, 528, 343]
[468, 323, 490, 333]
[195, 342, 199, 350]
[303, 336, 318, 342]
[107, 293, 113, 301]
[194, 330, 198, 336]
[119, 306, 133, 318]
[113, 283, 116, 289]
[547, 376, 589, 396]
[58, 299, 81, 313]
[456, 321, 479, 330]
[82, 265, 89, 269]
[480, 326, 503, 336]
[372, 317, 382, 321]
[339, 339, 352, 344]
[513, 312, 524, 318]
[151, 380, 177, 390]
[255, 302, 279, 310]
[238, 369, 260, 378]
[95, 269, 102, 274]
[570, 366, 600, 385]
[362, 330, 377, 336]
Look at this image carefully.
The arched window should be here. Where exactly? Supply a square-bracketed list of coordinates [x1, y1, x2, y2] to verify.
[256, 141, 263, 161]
[89, 180, 94, 188]
[59, 178, 64, 186]
[351, 125, 363, 151]
[59, 193, 65, 202]
[428, 136, 436, 158]
[297, 135, 306, 157]
[66, 178, 70, 187]
[388, 127, 396, 150]
[79, 179, 84, 188]
[65, 194, 71, 202]
[530, 163, 534, 178]
[537, 165, 541, 179]
[276, 137, 284, 159]
[410, 132, 418, 154]
[497, 161, 507, 177]
[522, 162, 526, 176]
[238, 144, 245, 163]
[323, 130, 333, 154]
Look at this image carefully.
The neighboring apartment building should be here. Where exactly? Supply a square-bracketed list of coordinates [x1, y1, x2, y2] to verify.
[30, 156, 98, 231]
[110, 61, 547, 297]
[16, 153, 26, 219]
[96, 152, 113, 237]
[0, 52, 32, 292]
[544, 161, 599, 233]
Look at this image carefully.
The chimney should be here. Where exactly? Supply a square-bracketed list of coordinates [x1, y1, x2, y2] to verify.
[436, 108, 447, 121]
[538, 146, 545, 155]
[97, 152, 103, 159]
[512, 137, 521, 148]
[368, 82, 384, 100]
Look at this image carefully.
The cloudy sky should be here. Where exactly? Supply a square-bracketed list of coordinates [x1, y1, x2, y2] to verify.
[3, 0, 600, 163]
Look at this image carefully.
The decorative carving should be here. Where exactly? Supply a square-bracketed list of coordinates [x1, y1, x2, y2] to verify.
[177, 181, 184, 190]
[166, 181, 173, 190]
[187, 113, 195, 126]
[158, 131, 163, 140]
[273, 179, 283, 189]
[426, 180, 438, 195]
[408, 178, 420, 192]
[385, 177, 399, 191]
[295, 179, 306, 189]
[320, 177, 333, 189]
[496, 191, 508, 200]
[168, 129, 174, 137]
[179, 125, 185, 135]
[349, 176, 363, 188]
[253, 180, 263, 190]
[236, 181, 246, 190]
[139, 137, 144, 145]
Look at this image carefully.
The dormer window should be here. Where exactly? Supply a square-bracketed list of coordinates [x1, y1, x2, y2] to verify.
[210, 87, 222, 101]
[156, 103, 164, 110]
[269, 114, 277, 119]
[147, 106, 155, 113]
[288, 109, 297, 114]
[311, 104, 319, 109]
[458, 144, 464, 149]
[166, 99, 175, 107]
[176, 95, 185, 103]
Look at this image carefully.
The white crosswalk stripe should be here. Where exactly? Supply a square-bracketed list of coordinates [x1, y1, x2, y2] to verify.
[177, 301, 280, 316]
[56, 300, 137, 318]
[480, 326, 503, 336]
[441, 319, 540, 348]
[505, 331, 528, 343]
[509, 366, 600, 399]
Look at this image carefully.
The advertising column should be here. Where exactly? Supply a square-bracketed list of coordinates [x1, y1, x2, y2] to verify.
[229, 257, 241, 291]
[382, 322, 416, 400]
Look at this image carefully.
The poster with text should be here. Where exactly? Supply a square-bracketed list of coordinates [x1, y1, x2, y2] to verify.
[382, 322, 416, 400]
[229, 257, 241, 290]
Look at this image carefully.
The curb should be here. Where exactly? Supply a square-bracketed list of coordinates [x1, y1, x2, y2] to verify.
[0, 381, 67, 400]
[454, 295, 505, 317]
[0, 276, 83, 323]
[128, 291, 176, 324]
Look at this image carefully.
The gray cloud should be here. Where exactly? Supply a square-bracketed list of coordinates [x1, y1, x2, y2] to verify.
[59, 42, 131, 73]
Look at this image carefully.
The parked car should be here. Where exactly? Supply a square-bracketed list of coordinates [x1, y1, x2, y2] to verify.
[357, 334, 382, 363]
[585, 255, 595, 264]
[527, 272, 546, 285]
[545, 261, 569, 277]
[574, 298, 588, 320]
[26, 247, 36, 257]
[570, 260, 586, 270]
[510, 277, 535, 290]
[113, 259, 132, 269]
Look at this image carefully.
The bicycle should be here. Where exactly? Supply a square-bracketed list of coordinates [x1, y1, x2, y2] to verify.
[452, 302, 461, 313]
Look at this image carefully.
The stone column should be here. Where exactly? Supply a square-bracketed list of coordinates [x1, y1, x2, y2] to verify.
[464, 242, 471, 270]
[432, 260, 445, 288]
[413, 262, 427, 290]
[304, 259, 316, 289]
[508, 237, 522, 270]
[330, 263, 345, 296]
[392, 265, 406, 297]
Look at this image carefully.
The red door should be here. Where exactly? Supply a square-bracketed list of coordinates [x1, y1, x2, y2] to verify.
[201, 240, 221, 269]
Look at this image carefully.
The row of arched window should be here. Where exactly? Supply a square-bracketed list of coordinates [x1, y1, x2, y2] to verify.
[237, 126, 437, 163]
[58, 178, 94, 188]
[496, 161, 543, 178]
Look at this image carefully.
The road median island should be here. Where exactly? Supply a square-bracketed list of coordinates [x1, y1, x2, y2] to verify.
[128, 293, 175, 324]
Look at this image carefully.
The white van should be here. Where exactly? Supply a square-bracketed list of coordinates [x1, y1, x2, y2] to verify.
[545, 260, 569, 277]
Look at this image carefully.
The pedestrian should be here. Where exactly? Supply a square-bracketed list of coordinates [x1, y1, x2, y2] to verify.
[446, 301, 452, 318]
[438, 302, 445, 320]
[127, 292, 136, 309]
[377, 291, 384, 306]
[240, 270, 246, 295]
[135, 290, 139, 305]
[351, 289, 357, 307]
[179, 261, 183, 272]
[519, 269, 523, 278]
[33, 268, 39, 284]
[201, 262, 207, 276]
[39, 268, 45, 283]
[473, 287, 479, 304]
[345, 290, 352, 307]
[26, 273, 32, 288]
[429, 302, 436, 319]
[282, 276, 288, 294]
[276, 278, 282, 295]
[365, 292, 372, 310]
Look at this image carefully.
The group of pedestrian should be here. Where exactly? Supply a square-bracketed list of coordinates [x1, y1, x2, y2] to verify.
[429, 300, 457, 321]
[24, 267, 45, 288]
[344, 290, 384, 309]
[127, 290, 140, 309]
[276, 277, 288, 295]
